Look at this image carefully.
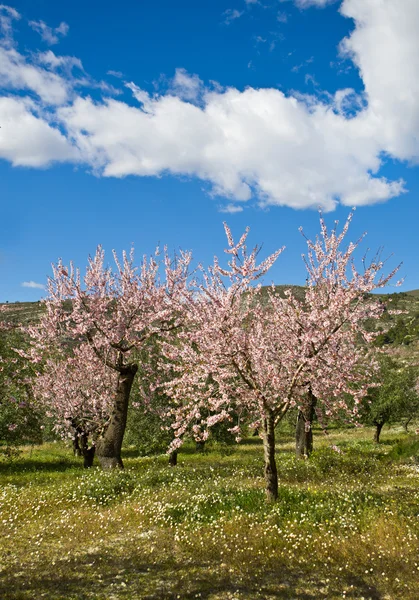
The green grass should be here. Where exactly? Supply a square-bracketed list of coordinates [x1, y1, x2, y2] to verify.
[0, 427, 419, 599]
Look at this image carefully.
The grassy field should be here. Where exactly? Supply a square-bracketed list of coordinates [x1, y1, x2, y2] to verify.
[0, 427, 418, 600]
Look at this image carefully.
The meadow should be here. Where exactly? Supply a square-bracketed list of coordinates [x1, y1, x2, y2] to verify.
[1, 426, 418, 600]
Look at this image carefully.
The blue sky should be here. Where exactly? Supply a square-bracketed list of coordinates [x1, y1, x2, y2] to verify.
[1, 0, 418, 302]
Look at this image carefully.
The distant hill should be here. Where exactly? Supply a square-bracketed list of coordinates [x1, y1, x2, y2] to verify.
[2, 287, 419, 319]
[0, 301, 44, 325]
[2, 287, 419, 353]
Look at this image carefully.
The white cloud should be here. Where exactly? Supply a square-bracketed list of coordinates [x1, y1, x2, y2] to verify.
[222, 9, 243, 25]
[0, 46, 70, 104]
[0, 4, 20, 47]
[170, 68, 204, 103]
[0, 4, 19, 20]
[107, 70, 123, 78]
[29, 20, 69, 45]
[37, 50, 83, 73]
[57, 83, 406, 209]
[339, 0, 419, 163]
[218, 204, 244, 213]
[21, 281, 46, 290]
[0, 96, 78, 167]
[293, 0, 338, 8]
[291, 56, 314, 72]
[1, 0, 419, 212]
[0, 41, 118, 107]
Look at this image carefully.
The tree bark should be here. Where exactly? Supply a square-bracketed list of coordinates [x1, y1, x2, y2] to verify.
[83, 446, 95, 468]
[403, 416, 412, 433]
[78, 432, 95, 468]
[96, 363, 138, 469]
[195, 440, 206, 453]
[373, 421, 384, 444]
[168, 449, 178, 466]
[72, 434, 82, 457]
[70, 419, 83, 456]
[262, 409, 278, 502]
[296, 388, 317, 458]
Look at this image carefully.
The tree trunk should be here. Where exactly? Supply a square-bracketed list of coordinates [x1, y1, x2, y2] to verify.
[403, 416, 412, 433]
[295, 388, 317, 458]
[296, 411, 313, 458]
[79, 432, 95, 468]
[83, 447, 95, 468]
[168, 449, 178, 466]
[262, 409, 278, 502]
[374, 421, 384, 444]
[96, 364, 138, 469]
[72, 434, 82, 457]
[296, 389, 317, 458]
[195, 440, 206, 453]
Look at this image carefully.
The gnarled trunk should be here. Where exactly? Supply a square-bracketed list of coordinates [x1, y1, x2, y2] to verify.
[262, 409, 278, 503]
[296, 389, 317, 458]
[96, 363, 138, 469]
[373, 421, 384, 444]
[168, 449, 178, 466]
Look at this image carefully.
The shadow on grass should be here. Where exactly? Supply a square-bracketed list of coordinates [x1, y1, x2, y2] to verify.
[0, 457, 80, 476]
[0, 551, 385, 600]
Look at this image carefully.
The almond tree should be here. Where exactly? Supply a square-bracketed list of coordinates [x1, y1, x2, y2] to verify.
[159, 226, 286, 500]
[279, 213, 400, 457]
[35, 344, 117, 466]
[161, 214, 399, 502]
[26, 245, 191, 468]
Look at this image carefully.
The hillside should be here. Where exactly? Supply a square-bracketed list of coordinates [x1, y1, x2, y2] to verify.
[2, 287, 419, 354]
[0, 301, 44, 325]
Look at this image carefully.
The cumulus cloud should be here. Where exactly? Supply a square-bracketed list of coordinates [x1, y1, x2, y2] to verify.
[0, 0, 419, 213]
[0, 97, 78, 167]
[21, 281, 46, 290]
[0, 46, 70, 104]
[170, 68, 204, 103]
[339, 0, 419, 163]
[56, 83, 406, 210]
[29, 20, 69, 45]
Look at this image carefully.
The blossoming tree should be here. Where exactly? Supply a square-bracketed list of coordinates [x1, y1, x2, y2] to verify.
[160, 214, 399, 501]
[35, 344, 117, 466]
[269, 213, 400, 457]
[26, 245, 191, 468]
